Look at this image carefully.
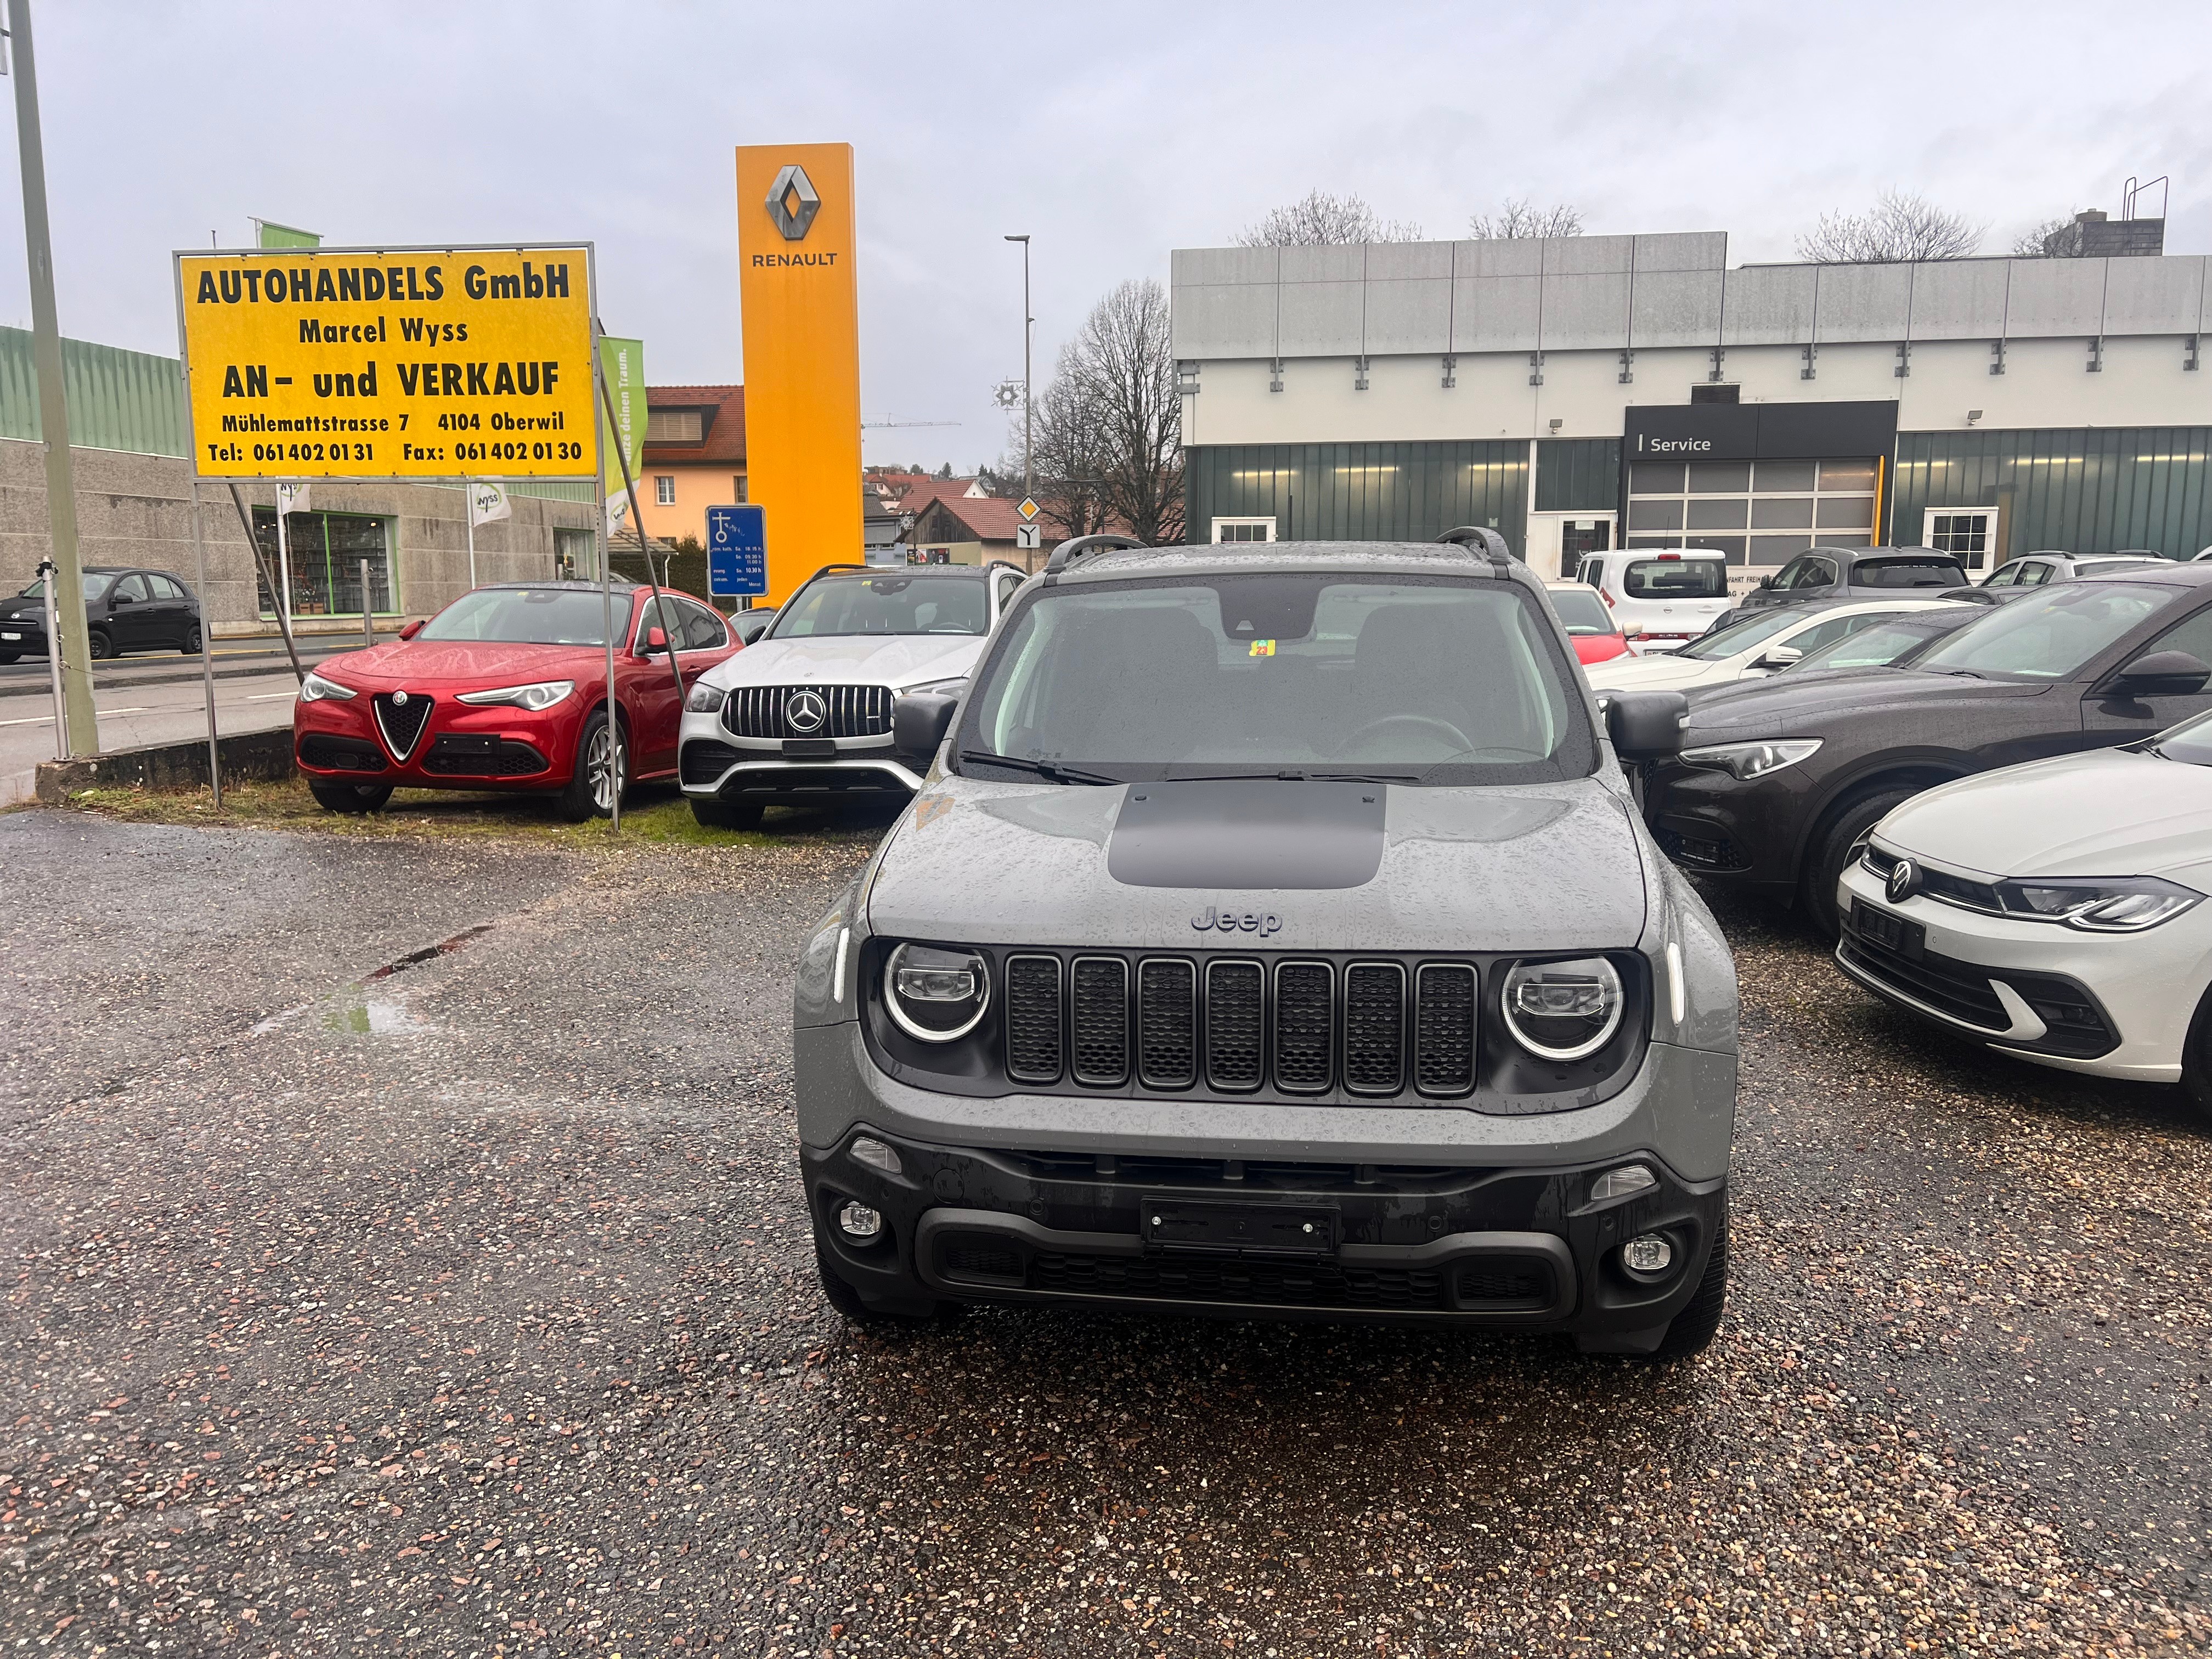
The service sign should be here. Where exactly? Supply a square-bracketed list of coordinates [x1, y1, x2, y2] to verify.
[174, 243, 599, 480]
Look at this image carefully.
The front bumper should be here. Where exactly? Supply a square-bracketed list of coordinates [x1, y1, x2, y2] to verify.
[293, 696, 575, 790]
[0, 621, 48, 652]
[678, 708, 926, 801]
[1833, 859, 2210, 1082]
[807, 1124, 1724, 1336]
[1645, 757, 1810, 898]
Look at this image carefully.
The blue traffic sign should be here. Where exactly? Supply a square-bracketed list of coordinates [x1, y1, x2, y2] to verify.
[706, 505, 768, 597]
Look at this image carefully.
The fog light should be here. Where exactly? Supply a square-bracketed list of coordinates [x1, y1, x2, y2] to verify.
[838, 1201, 884, 1240]
[849, 1136, 902, 1176]
[1623, 1233, 1673, 1277]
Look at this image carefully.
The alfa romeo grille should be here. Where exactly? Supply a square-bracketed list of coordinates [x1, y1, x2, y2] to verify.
[721, 684, 893, 740]
[976, 950, 1485, 1101]
[371, 692, 432, 761]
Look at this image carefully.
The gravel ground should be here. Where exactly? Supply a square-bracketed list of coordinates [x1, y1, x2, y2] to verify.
[2, 806, 2209, 1657]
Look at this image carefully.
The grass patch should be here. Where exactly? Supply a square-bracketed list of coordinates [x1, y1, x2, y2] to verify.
[58, 775, 894, 851]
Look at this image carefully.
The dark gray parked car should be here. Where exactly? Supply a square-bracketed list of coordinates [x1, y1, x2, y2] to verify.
[1, 565, 203, 662]
[1726, 546, 1969, 620]
[792, 531, 1741, 1358]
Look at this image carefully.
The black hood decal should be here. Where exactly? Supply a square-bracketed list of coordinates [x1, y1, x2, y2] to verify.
[1107, 780, 1386, 890]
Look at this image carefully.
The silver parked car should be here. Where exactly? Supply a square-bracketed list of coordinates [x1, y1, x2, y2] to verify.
[792, 531, 1741, 1357]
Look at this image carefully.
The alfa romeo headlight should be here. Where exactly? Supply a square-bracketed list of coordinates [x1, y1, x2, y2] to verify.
[456, 679, 574, 710]
[884, 943, 990, 1041]
[298, 671, 356, 702]
[686, 681, 728, 714]
[1677, 738, 1822, 781]
[1500, 956, 1623, 1062]
[1994, 876, 2204, 932]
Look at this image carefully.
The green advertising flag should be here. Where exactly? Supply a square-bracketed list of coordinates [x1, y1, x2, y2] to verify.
[255, 219, 321, 249]
[598, 335, 646, 543]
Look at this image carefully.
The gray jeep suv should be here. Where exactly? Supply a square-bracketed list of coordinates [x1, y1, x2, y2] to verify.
[792, 532, 1740, 1356]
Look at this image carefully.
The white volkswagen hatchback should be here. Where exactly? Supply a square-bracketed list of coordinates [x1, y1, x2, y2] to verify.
[1835, 708, 2212, 1109]
[678, 562, 1029, 827]
[1585, 597, 1962, 696]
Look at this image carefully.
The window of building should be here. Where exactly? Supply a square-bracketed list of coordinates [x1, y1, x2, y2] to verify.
[645, 410, 703, 443]
[655, 475, 676, 506]
[1924, 507, 2001, 572]
[735, 475, 748, 504]
[252, 507, 394, 617]
[1212, 517, 1277, 543]
[555, 527, 594, 580]
[1625, 455, 1878, 568]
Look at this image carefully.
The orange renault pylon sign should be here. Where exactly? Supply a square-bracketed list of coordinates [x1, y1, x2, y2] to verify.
[735, 144, 864, 606]
[173, 244, 599, 479]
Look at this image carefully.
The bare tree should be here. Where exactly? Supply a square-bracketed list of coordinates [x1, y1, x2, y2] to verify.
[2012, 214, 2086, 257]
[1795, 190, 1984, 263]
[1468, 199, 1583, 239]
[1235, 189, 1423, 246]
[1025, 280, 1183, 545]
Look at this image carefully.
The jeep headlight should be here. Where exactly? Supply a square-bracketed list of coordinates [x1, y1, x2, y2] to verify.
[686, 681, 728, 714]
[884, 943, 990, 1041]
[1500, 956, 1623, 1062]
[1993, 876, 2204, 932]
[1677, 738, 1821, 781]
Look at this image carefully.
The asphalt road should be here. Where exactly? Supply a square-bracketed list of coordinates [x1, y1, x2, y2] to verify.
[2, 808, 2208, 1656]
[0, 671, 308, 806]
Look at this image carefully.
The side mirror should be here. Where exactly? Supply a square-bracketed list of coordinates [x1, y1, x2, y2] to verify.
[1753, 645, 1803, 671]
[1606, 690, 1688, 761]
[893, 692, 959, 758]
[1756, 574, 1775, 590]
[640, 625, 669, 654]
[2110, 649, 2211, 697]
[398, 618, 425, 641]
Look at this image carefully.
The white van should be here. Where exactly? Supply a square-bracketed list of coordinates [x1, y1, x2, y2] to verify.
[1572, 548, 1734, 654]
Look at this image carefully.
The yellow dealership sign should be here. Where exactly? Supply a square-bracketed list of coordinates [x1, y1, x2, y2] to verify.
[735, 144, 863, 606]
[172, 244, 599, 479]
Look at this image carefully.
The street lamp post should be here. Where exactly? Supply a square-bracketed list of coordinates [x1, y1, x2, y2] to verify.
[1003, 235, 1032, 501]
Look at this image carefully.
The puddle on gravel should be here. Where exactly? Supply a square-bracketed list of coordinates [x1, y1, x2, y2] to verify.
[252, 922, 492, 1038]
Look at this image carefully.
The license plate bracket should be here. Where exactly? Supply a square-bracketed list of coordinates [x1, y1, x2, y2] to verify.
[1849, 899, 1925, 960]
[1140, 1196, 1338, 1260]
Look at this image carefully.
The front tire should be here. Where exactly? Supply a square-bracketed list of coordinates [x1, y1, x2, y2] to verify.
[555, 709, 622, 822]
[1651, 1208, 1729, 1360]
[691, 797, 764, 831]
[1802, 788, 1916, 940]
[2183, 983, 2212, 1119]
[180, 623, 202, 655]
[309, 781, 393, 814]
[86, 629, 112, 662]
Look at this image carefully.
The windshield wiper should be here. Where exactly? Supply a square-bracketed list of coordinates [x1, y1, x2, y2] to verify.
[1161, 768, 1421, 785]
[956, 751, 1124, 786]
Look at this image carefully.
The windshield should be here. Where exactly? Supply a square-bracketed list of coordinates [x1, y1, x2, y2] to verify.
[770, 574, 987, 638]
[419, 587, 619, 646]
[16, 573, 109, 602]
[1622, 559, 1728, 600]
[1674, 607, 1805, 661]
[961, 574, 1594, 786]
[1788, 617, 1960, 672]
[2079, 557, 2166, 574]
[1548, 588, 1615, 634]
[1912, 582, 2170, 680]
[2151, 709, 2212, 766]
[1855, 556, 1964, 589]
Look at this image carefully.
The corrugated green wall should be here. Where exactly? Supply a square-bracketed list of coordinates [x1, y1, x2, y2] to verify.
[1534, 438, 1621, 513]
[1185, 441, 1531, 553]
[1893, 428, 2212, 560]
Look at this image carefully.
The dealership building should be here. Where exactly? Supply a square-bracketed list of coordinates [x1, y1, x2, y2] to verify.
[1172, 228, 2210, 580]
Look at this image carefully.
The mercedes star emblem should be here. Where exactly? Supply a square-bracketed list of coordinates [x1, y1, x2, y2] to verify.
[785, 688, 828, 735]
[1885, 858, 1919, 905]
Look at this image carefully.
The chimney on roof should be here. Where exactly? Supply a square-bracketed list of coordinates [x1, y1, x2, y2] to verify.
[2050, 206, 2164, 258]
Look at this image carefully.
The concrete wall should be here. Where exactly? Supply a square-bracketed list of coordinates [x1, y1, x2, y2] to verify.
[0, 439, 596, 634]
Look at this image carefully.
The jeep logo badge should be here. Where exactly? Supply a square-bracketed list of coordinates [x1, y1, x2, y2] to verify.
[1192, 905, 1280, 936]
[1886, 858, 1920, 905]
[785, 688, 827, 735]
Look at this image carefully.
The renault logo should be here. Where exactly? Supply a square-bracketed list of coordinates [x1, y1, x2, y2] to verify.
[785, 688, 827, 735]
[765, 164, 821, 241]
[1886, 858, 1920, 905]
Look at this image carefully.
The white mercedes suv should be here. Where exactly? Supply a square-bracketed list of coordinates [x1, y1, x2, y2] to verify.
[679, 562, 1028, 827]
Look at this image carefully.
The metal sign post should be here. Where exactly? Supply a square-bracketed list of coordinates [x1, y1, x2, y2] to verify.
[36, 557, 65, 759]
[187, 486, 222, 807]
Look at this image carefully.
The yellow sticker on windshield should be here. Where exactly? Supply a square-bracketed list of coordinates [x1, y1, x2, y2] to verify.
[1248, 639, 1276, 657]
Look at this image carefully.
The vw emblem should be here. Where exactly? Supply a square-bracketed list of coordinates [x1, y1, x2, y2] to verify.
[1886, 858, 1920, 905]
[392, 689, 409, 707]
[785, 689, 827, 735]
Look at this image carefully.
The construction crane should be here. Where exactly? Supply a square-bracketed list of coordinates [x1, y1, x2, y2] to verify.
[863, 416, 958, 429]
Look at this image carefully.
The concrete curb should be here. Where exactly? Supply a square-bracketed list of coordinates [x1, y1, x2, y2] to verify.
[35, 727, 296, 805]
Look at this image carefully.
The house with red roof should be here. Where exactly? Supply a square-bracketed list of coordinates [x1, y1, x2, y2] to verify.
[634, 385, 746, 549]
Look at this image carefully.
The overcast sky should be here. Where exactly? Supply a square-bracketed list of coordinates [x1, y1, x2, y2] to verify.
[3, 0, 2205, 472]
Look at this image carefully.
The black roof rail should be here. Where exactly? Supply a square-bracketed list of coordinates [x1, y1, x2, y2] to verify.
[1435, 526, 1517, 571]
[1043, 533, 1148, 574]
